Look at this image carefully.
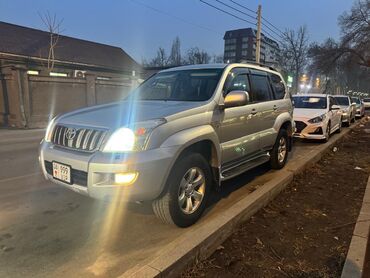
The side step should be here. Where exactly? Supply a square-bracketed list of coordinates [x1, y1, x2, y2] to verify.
[221, 153, 270, 181]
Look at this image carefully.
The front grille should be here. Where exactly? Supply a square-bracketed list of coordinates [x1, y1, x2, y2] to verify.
[44, 161, 88, 187]
[52, 125, 106, 152]
[295, 121, 307, 133]
[309, 127, 323, 135]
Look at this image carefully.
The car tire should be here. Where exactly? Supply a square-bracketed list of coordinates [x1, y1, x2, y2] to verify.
[324, 122, 331, 142]
[336, 118, 342, 133]
[152, 152, 212, 227]
[270, 129, 288, 170]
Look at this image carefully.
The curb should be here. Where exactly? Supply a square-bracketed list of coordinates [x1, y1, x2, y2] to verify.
[122, 121, 363, 278]
[341, 175, 370, 278]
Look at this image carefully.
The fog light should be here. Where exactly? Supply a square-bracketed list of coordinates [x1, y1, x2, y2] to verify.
[114, 172, 138, 185]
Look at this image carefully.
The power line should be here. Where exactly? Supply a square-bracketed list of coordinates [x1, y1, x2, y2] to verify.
[261, 21, 284, 40]
[229, 0, 256, 15]
[130, 0, 223, 36]
[199, 0, 256, 26]
[261, 15, 285, 35]
[213, 0, 256, 21]
[261, 28, 283, 45]
[229, 0, 285, 37]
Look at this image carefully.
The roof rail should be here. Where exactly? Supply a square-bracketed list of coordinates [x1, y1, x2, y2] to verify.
[238, 60, 278, 72]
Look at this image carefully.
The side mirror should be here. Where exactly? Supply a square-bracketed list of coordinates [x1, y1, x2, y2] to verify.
[331, 104, 340, 110]
[352, 102, 357, 106]
[223, 90, 250, 108]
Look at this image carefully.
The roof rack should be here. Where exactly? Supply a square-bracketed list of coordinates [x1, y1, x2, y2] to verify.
[238, 60, 278, 72]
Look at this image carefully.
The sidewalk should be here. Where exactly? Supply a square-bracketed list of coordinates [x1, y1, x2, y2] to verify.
[341, 175, 370, 278]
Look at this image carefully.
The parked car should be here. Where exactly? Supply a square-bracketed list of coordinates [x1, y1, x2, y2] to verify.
[351, 97, 365, 118]
[363, 98, 370, 110]
[333, 95, 356, 126]
[293, 94, 342, 141]
[39, 63, 294, 227]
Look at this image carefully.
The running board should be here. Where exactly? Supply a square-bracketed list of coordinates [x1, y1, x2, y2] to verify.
[221, 153, 270, 181]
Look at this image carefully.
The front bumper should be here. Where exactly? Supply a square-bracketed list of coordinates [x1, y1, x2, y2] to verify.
[293, 120, 327, 140]
[39, 140, 177, 202]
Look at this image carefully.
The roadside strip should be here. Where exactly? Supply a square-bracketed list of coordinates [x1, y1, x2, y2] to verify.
[122, 121, 364, 278]
[341, 175, 370, 278]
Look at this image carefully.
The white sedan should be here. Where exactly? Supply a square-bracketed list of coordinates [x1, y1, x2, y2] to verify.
[293, 94, 342, 142]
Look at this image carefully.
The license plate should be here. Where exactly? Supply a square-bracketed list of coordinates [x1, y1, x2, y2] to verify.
[52, 161, 71, 184]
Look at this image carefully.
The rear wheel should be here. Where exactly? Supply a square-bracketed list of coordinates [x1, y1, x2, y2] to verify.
[270, 129, 288, 169]
[152, 152, 212, 227]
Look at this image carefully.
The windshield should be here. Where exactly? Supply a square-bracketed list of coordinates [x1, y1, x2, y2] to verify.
[129, 69, 223, 101]
[351, 97, 360, 104]
[293, 96, 327, 109]
[334, 96, 349, 106]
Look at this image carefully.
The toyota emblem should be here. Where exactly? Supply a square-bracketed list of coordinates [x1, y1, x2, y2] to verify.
[65, 128, 77, 140]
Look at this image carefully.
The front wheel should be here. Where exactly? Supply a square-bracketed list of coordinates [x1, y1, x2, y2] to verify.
[152, 152, 212, 227]
[324, 122, 331, 142]
[336, 118, 342, 133]
[270, 129, 288, 169]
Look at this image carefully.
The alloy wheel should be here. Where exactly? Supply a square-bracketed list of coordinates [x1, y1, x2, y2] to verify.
[178, 167, 206, 215]
[277, 137, 287, 164]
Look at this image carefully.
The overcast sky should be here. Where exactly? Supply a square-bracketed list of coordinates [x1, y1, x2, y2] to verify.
[1, 0, 355, 63]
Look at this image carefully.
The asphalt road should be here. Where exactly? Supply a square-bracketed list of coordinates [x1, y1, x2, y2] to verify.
[0, 125, 357, 278]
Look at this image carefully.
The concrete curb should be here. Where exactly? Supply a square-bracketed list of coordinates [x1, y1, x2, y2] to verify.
[341, 175, 370, 278]
[122, 122, 361, 278]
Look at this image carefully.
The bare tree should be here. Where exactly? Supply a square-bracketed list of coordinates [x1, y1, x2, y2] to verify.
[280, 26, 309, 92]
[307, 1, 370, 93]
[168, 36, 182, 66]
[212, 54, 224, 63]
[147, 47, 168, 67]
[185, 47, 210, 64]
[338, 0, 370, 67]
[38, 11, 64, 72]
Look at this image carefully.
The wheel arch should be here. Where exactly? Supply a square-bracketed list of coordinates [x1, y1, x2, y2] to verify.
[158, 125, 222, 196]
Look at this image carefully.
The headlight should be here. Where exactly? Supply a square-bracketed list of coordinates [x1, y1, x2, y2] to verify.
[103, 118, 166, 152]
[44, 117, 57, 142]
[308, 114, 326, 124]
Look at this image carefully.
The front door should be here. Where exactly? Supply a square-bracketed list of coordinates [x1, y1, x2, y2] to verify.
[219, 68, 261, 164]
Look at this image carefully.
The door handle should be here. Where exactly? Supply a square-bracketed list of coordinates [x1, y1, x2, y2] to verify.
[250, 109, 257, 115]
[273, 105, 278, 111]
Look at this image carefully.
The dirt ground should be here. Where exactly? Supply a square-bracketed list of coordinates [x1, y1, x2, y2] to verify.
[183, 118, 370, 278]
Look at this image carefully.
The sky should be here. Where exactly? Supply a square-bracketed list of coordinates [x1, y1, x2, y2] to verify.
[0, 0, 355, 63]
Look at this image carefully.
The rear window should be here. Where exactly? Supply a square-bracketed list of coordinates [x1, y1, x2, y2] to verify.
[249, 74, 273, 102]
[334, 96, 349, 106]
[270, 74, 286, 99]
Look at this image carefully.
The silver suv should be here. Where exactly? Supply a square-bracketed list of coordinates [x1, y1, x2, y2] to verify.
[39, 63, 294, 227]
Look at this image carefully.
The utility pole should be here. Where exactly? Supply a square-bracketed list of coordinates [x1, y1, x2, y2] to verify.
[255, 5, 262, 63]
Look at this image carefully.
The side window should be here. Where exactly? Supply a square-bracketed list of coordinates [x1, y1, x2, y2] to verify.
[249, 74, 273, 102]
[223, 68, 250, 95]
[270, 74, 286, 99]
[329, 97, 334, 108]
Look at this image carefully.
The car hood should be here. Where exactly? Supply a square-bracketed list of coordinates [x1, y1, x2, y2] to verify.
[293, 108, 327, 120]
[57, 100, 205, 129]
